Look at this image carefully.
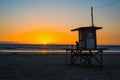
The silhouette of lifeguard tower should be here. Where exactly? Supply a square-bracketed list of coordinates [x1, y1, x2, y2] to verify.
[66, 7, 106, 66]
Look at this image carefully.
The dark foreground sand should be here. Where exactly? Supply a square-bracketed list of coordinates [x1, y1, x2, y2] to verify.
[0, 52, 120, 80]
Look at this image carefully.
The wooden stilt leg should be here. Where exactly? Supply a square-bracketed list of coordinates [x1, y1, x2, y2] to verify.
[100, 50, 103, 66]
[65, 50, 68, 64]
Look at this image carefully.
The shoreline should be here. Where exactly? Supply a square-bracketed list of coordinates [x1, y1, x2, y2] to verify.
[1, 51, 120, 55]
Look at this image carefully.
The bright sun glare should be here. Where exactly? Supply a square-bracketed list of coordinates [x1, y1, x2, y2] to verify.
[43, 42, 46, 45]
[39, 37, 53, 44]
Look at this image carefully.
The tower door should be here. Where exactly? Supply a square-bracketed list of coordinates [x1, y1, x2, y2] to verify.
[86, 32, 95, 49]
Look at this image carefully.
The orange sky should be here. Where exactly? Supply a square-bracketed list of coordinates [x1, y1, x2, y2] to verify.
[0, 0, 120, 45]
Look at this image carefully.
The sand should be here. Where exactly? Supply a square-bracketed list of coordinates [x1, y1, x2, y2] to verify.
[0, 52, 120, 80]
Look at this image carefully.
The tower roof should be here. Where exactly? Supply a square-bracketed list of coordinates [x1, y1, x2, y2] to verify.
[71, 26, 102, 31]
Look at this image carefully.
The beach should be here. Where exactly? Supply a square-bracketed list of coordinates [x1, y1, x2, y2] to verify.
[0, 52, 120, 80]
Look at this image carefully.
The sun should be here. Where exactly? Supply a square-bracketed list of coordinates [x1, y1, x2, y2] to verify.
[43, 42, 47, 45]
[36, 36, 54, 44]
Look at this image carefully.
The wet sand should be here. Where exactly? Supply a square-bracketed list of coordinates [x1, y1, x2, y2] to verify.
[0, 52, 120, 80]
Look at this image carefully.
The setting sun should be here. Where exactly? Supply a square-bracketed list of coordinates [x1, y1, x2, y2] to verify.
[37, 36, 54, 44]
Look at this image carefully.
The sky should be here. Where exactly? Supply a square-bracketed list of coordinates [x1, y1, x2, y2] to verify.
[0, 0, 120, 45]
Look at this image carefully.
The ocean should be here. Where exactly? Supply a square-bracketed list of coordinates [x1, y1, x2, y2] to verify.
[0, 44, 120, 53]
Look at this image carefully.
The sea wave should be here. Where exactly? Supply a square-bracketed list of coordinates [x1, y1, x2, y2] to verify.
[0, 44, 120, 53]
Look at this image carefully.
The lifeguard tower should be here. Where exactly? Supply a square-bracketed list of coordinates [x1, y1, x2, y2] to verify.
[66, 7, 106, 66]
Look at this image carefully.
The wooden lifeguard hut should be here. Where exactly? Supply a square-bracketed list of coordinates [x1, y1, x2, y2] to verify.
[66, 7, 106, 66]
